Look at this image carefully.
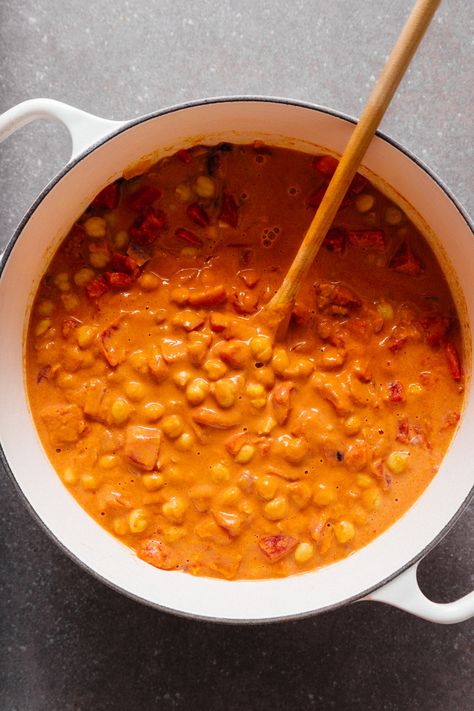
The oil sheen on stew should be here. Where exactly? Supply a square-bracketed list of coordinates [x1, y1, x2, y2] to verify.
[26, 142, 464, 580]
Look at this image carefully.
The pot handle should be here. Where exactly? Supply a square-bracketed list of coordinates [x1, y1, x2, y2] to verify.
[365, 562, 474, 623]
[0, 98, 124, 161]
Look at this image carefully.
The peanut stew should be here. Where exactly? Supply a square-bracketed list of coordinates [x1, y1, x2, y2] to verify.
[26, 143, 464, 580]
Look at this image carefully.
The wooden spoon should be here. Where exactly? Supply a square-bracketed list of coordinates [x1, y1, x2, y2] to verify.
[263, 0, 441, 336]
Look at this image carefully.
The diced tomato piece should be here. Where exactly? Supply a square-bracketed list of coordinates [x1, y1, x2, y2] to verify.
[61, 318, 81, 338]
[396, 418, 410, 443]
[349, 173, 368, 194]
[85, 275, 109, 299]
[238, 269, 260, 288]
[324, 227, 346, 255]
[176, 148, 193, 164]
[225, 431, 250, 456]
[317, 282, 361, 311]
[188, 285, 227, 307]
[209, 312, 228, 332]
[110, 252, 139, 276]
[186, 202, 210, 227]
[192, 407, 239, 429]
[270, 382, 294, 425]
[348, 229, 385, 251]
[218, 191, 239, 228]
[104, 271, 135, 289]
[390, 242, 423, 275]
[312, 154, 339, 177]
[419, 315, 451, 347]
[36, 365, 51, 383]
[445, 341, 462, 381]
[387, 335, 408, 352]
[258, 534, 297, 562]
[388, 380, 405, 403]
[175, 227, 203, 247]
[128, 185, 162, 211]
[91, 182, 119, 210]
[137, 538, 176, 570]
[231, 289, 259, 315]
[129, 207, 166, 246]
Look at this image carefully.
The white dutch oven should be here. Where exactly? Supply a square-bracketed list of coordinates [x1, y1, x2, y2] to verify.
[0, 97, 472, 624]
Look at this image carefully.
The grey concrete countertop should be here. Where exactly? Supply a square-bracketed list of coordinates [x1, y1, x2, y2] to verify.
[0, 1, 473, 709]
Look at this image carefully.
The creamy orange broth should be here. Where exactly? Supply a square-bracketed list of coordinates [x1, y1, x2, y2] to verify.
[26, 143, 464, 580]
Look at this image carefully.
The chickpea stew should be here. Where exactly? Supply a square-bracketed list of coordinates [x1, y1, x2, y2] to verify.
[26, 142, 464, 580]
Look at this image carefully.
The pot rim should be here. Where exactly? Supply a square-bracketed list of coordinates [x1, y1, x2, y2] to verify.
[1, 94, 472, 624]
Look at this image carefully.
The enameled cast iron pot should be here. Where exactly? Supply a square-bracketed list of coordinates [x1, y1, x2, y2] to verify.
[0, 97, 472, 623]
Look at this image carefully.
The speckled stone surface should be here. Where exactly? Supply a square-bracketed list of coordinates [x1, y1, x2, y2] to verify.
[0, 1, 473, 709]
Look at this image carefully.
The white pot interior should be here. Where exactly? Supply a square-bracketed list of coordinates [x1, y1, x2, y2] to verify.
[0, 100, 472, 621]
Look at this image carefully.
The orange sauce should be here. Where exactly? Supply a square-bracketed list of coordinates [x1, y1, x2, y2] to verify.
[26, 143, 464, 579]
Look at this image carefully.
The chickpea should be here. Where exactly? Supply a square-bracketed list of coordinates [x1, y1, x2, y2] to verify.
[113, 230, 129, 250]
[162, 414, 185, 439]
[263, 496, 288, 521]
[284, 358, 314, 379]
[218, 486, 242, 506]
[377, 301, 394, 321]
[255, 475, 279, 501]
[61, 293, 80, 312]
[362, 487, 382, 511]
[333, 520, 355, 544]
[84, 216, 107, 238]
[175, 432, 194, 451]
[194, 175, 215, 198]
[139, 273, 160, 291]
[235, 444, 255, 464]
[271, 347, 290, 374]
[98, 454, 118, 470]
[142, 473, 165, 491]
[256, 416, 277, 436]
[356, 473, 373, 489]
[186, 377, 210, 405]
[203, 358, 228, 381]
[162, 496, 188, 524]
[110, 397, 133, 424]
[129, 508, 149, 534]
[129, 350, 149, 374]
[37, 300, 55, 316]
[75, 325, 97, 349]
[408, 383, 423, 396]
[124, 380, 146, 401]
[175, 182, 193, 202]
[173, 370, 192, 389]
[81, 473, 100, 491]
[54, 272, 71, 292]
[276, 434, 309, 464]
[249, 335, 273, 363]
[386, 450, 410, 474]
[313, 482, 337, 506]
[113, 517, 129, 536]
[73, 268, 95, 287]
[56, 372, 78, 389]
[294, 542, 315, 564]
[212, 378, 238, 408]
[343, 415, 362, 436]
[142, 402, 165, 422]
[385, 206, 403, 225]
[35, 318, 51, 337]
[211, 462, 231, 483]
[89, 251, 110, 269]
[246, 382, 265, 399]
[62, 467, 77, 485]
[355, 193, 375, 213]
[254, 365, 275, 389]
[250, 397, 267, 409]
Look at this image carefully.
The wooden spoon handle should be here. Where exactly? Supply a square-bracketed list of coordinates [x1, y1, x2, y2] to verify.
[267, 0, 441, 317]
